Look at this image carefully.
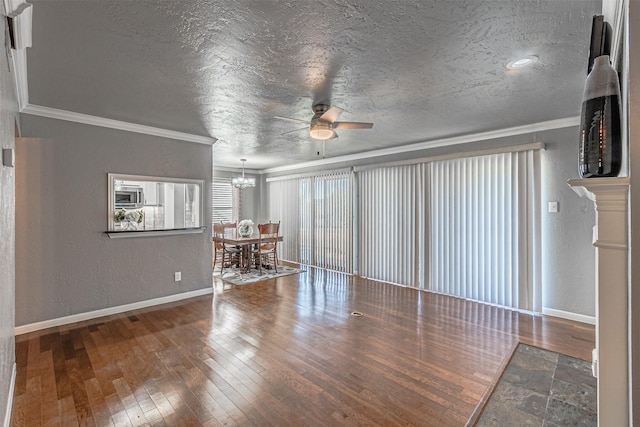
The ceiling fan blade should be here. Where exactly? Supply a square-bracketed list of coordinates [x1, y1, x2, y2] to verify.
[319, 106, 343, 123]
[274, 116, 310, 124]
[333, 121, 374, 129]
[281, 127, 308, 136]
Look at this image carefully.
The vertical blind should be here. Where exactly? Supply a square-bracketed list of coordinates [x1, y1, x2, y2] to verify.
[268, 146, 541, 313]
[268, 170, 353, 273]
[429, 151, 541, 312]
[269, 178, 302, 263]
[314, 174, 353, 271]
[358, 164, 429, 287]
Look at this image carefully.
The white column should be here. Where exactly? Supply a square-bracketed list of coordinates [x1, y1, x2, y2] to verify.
[568, 177, 630, 426]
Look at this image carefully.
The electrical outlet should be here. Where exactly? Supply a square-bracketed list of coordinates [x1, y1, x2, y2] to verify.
[174, 271, 181, 282]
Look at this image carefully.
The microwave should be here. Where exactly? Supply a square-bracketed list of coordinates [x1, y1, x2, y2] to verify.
[115, 186, 144, 209]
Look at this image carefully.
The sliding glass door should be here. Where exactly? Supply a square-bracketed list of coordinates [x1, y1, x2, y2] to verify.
[268, 170, 353, 273]
[357, 164, 429, 287]
[268, 146, 541, 312]
[429, 151, 541, 312]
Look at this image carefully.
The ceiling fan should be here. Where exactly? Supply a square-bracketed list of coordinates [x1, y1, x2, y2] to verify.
[275, 104, 373, 140]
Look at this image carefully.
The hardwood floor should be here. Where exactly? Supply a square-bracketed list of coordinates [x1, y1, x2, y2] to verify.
[11, 267, 594, 426]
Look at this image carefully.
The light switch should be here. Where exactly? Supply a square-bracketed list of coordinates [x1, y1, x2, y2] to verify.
[2, 148, 15, 167]
[548, 201, 558, 213]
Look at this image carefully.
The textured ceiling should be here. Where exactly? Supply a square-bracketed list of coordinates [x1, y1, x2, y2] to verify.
[26, 0, 601, 169]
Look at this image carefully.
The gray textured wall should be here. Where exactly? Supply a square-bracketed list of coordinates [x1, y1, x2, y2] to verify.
[265, 127, 596, 317]
[13, 114, 597, 328]
[15, 115, 213, 325]
[540, 126, 596, 316]
[0, 21, 17, 427]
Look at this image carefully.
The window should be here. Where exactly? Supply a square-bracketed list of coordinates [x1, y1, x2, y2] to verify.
[358, 150, 540, 312]
[268, 170, 353, 273]
[268, 144, 541, 313]
[429, 151, 541, 312]
[358, 164, 428, 286]
[212, 177, 238, 224]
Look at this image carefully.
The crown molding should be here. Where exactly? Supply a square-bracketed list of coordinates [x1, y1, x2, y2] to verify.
[20, 104, 578, 171]
[213, 165, 263, 174]
[263, 116, 580, 174]
[22, 104, 217, 145]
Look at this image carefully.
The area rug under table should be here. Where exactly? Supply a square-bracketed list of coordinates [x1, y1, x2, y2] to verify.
[215, 265, 305, 285]
[476, 343, 597, 426]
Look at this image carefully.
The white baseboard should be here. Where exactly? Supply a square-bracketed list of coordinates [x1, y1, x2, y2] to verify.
[15, 288, 213, 335]
[543, 307, 596, 325]
[3, 363, 16, 427]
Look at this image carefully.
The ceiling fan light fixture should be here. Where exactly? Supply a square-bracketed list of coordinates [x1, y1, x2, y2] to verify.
[309, 122, 335, 140]
[232, 159, 256, 189]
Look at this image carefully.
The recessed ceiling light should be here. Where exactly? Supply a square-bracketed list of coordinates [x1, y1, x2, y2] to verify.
[507, 55, 538, 70]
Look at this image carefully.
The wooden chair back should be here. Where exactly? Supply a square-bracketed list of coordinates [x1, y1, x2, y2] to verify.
[213, 222, 240, 273]
[257, 222, 279, 235]
[254, 221, 280, 274]
[213, 223, 226, 250]
[222, 222, 237, 232]
[257, 222, 279, 250]
[213, 222, 236, 247]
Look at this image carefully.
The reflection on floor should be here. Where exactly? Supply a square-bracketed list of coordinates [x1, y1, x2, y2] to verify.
[11, 267, 595, 426]
[215, 265, 304, 285]
[477, 344, 597, 426]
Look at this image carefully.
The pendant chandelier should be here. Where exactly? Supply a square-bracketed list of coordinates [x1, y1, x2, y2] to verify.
[231, 158, 255, 189]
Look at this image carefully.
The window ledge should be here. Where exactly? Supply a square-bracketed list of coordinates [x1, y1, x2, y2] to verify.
[106, 227, 207, 239]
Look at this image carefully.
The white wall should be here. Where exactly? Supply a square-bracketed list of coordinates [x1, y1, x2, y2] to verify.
[15, 115, 213, 326]
[0, 20, 18, 427]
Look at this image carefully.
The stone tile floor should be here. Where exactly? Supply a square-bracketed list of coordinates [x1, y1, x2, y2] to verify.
[477, 344, 597, 426]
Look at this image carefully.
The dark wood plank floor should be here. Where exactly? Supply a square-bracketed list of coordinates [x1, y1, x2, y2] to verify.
[11, 267, 594, 426]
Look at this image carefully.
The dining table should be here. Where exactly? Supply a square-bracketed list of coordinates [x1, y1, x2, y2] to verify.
[213, 232, 283, 272]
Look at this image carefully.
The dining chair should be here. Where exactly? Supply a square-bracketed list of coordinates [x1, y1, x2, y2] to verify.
[213, 222, 241, 274]
[253, 221, 280, 275]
